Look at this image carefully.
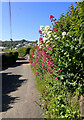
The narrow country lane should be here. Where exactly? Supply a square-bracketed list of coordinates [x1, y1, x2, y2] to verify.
[2, 58, 44, 118]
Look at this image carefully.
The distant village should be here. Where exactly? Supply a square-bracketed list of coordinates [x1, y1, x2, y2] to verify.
[0, 39, 37, 51]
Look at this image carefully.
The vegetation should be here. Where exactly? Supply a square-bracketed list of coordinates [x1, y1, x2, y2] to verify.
[30, 2, 84, 119]
[2, 51, 18, 67]
[4, 49, 18, 53]
[3, 46, 32, 58]
[1, 39, 37, 49]
[18, 46, 33, 58]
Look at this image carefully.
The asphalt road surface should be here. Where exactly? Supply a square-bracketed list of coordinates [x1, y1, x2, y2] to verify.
[2, 58, 44, 118]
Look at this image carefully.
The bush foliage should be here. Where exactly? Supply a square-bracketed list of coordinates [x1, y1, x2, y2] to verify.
[2, 51, 18, 67]
[30, 2, 84, 119]
[18, 46, 32, 58]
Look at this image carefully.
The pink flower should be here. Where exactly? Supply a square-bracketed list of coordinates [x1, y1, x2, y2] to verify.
[42, 64, 44, 66]
[47, 60, 49, 62]
[57, 74, 59, 76]
[53, 28, 55, 31]
[50, 15, 54, 19]
[51, 64, 54, 67]
[39, 37, 43, 41]
[58, 69, 62, 72]
[60, 70, 62, 72]
[43, 59, 46, 62]
[47, 54, 51, 58]
[38, 46, 42, 51]
[47, 68, 51, 72]
[43, 52, 46, 55]
[39, 30, 42, 34]
[37, 51, 41, 56]
[40, 42, 42, 45]
[53, 68, 55, 71]
[31, 55, 34, 59]
[51, 45, 54, 47]
[43, 46, 45, 49]
[36, 71, 39, 75]
[52, 58, 54, 61]
[47, 46, 50, 50]
[52, 28, 58, 31]
[55, 77, 58, 80]
[50, 62, 53, 65]
[47, 61, 50, 65]
[43, 67, 45, 69]
[30, 59, 32, 63]
[55, 21, 59, 24]
[53, 24, 55, 27]
[51, 19, 53, 22]
[55, 29, 58, 31]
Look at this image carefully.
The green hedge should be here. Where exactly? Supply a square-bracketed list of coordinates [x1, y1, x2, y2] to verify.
[2, 52, 18, 67]
[18, 46, 33, 58]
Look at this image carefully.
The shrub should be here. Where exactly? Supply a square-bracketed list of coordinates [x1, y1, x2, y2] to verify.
[18, 46, 32, 58]
[30, 2, 84, 119]
[2, 52, 18, 67]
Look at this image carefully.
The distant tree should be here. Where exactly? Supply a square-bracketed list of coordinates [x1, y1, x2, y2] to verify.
[36, 40, 38, 43]
[21, 39, 26, 43]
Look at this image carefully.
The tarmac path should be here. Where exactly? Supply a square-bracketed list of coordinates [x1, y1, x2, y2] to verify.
[2, 58, 44, 118]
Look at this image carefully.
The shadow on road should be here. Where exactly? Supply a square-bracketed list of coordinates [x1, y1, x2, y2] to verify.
[2, 72, 27, 112]
[17, 58, 26, 60]
[12, 59, 29, 68]
[2, 58, 29, 70]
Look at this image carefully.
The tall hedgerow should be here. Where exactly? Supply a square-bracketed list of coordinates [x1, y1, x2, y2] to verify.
[30, 2, 84, 119]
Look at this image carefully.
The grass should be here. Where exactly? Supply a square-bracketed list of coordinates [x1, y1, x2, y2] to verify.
[4, 49, 18, 53]
[30, 63, 45, 94]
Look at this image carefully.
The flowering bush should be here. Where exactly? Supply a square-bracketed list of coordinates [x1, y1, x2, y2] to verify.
[30, 2, 84, 119]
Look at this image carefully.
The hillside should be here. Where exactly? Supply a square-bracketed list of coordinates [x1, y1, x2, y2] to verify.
[0, 40, 37, 49]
